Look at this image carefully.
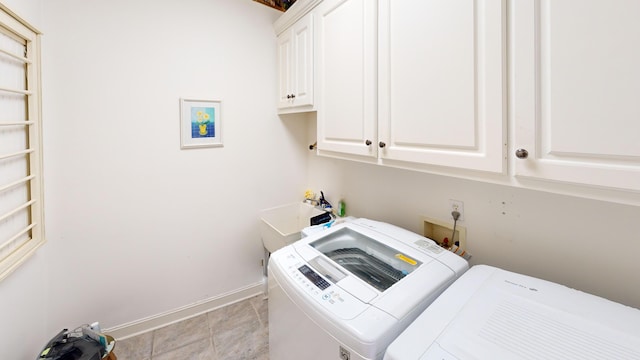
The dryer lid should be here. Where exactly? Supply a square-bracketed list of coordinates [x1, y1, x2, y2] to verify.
[384, 265, 640, 360]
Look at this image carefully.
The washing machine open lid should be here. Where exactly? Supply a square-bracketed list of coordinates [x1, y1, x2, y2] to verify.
[292, 219, 468, 320]
[309, 227, 422, 292]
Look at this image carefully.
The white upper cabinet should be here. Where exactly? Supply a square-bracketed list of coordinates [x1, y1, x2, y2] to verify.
[511, 0, 640, 191]
[315, 0, 378, 158]
[278, 13, 314, 113]
[378, 0, 507, 173]
[275, 0, 640, 201]
[315, 0, 507, 170]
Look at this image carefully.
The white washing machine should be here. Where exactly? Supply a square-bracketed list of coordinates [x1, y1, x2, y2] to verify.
[384, 265, 640, 360]
[268, 218, 469, 360]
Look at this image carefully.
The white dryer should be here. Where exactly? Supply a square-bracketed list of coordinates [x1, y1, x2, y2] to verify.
[268, 218, 469, 360]
[384, 265, 640, 360]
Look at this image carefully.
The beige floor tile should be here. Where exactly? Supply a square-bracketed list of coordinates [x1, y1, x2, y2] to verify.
[113, 331, 152, 360]
[112, 295, 270, 359]
[153, 338, 217, 360]
[153, 313, 210, 355]
[214, 323, 268, 360]
[250, 295, 269, 328]
[208, 298, 258, 334]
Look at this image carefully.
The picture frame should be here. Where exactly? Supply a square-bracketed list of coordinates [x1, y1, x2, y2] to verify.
[253, 0, 297, 12]
[180, 98, 222, 149]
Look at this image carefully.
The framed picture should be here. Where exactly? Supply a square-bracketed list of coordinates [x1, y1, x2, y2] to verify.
[253, 0, 297, 11]
[180, 98, 222, 149]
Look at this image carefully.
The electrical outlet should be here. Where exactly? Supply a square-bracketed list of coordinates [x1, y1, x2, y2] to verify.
[449, 199, 464, 221]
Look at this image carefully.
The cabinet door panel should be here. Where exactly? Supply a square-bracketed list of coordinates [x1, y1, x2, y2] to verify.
[391, 0, 476, 147]
[512, 0, 640, 191]
[277, 30, 293, 109]
[277, 14, 314, 112]
[379, 0, 506, 172]
[293, 15, 313, 106]
[316, 0, 377, 158]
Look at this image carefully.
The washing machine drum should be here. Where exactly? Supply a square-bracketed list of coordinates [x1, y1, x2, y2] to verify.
[310, 227, 418, 291]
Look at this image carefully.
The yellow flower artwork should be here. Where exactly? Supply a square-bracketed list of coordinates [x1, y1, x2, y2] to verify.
[191, 107, 215, 138]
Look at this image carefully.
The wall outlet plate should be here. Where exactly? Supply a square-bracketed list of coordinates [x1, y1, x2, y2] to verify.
[449, 199, 464, 221]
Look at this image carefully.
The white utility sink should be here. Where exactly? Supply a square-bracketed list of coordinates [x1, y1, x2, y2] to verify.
[259, 202, 325, 253]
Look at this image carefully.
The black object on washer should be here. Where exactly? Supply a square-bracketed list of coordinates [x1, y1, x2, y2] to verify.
[310, 211, 332, 226]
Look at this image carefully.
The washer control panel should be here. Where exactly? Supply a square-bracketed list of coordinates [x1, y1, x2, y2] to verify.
[279, 251, 368, 319]
[298, 265, 331, 290]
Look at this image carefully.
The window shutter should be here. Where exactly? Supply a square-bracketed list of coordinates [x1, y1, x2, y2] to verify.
[0, 6, 44, 281]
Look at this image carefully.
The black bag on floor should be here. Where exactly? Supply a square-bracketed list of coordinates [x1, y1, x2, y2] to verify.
[38, 329, 105, 360]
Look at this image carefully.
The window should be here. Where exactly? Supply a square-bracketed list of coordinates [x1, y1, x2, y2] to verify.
[0, 4, 44, 281]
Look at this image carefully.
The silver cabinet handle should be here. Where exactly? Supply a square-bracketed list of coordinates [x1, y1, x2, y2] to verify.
[515, 148, 529, 159]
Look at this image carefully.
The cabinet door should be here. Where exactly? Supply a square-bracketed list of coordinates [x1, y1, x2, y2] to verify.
[316, 0, 377, 158]
[378, 0, 506, 173]
[277, 28, 294, 109]
[277, 14, 314, 111]
[292, 14, 314, 107]
[512, 0, 640, 191]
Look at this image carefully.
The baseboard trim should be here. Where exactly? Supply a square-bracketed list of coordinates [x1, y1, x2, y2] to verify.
[104, 280, 266, 340]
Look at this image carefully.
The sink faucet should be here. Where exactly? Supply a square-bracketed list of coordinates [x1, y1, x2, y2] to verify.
[303, 190, 332, 211]
[304, 198, 320, 206]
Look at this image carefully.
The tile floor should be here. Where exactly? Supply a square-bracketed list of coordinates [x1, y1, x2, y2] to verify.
[113, 295, 269, 360]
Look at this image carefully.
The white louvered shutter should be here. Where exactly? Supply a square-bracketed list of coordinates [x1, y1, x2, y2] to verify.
[0, 6, 44, 281]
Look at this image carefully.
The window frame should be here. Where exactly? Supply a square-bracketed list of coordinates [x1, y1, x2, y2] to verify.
[0, 3, 44, 281]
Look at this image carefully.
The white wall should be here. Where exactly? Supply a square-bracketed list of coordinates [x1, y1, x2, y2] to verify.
[0, 253, 48, 359]
[40, 0, 307, 345]
[0, 0, 42, 25]
[2, 0, 308, 357]
[0, 1, 48, 359]
[306, 120, 640, 308]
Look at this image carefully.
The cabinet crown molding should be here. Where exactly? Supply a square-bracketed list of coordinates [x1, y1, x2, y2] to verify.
[273, 0, 323, 35]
